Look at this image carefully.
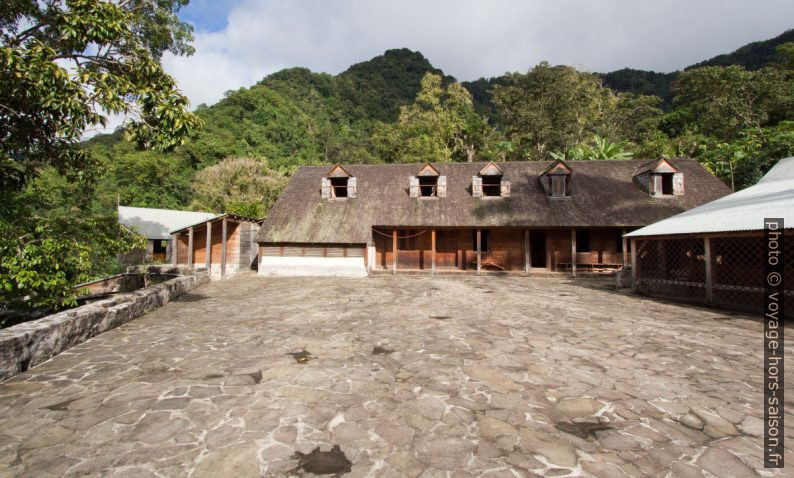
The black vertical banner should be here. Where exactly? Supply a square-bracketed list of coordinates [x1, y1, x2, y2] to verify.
[764, 218, 784, 468]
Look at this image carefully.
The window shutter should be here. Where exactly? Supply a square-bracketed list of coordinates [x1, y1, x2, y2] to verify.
[500, 179, 511, 197]
[472, 176, 483, 197]
[673, 173, 684, 195]
[551, 176, 563, 197]
[321, 178, 331, 198]
[650, 174, 660, 197]
[409, 176, 419, 197]
[437, 176, 447, 197]
[348, 177, 357, 198]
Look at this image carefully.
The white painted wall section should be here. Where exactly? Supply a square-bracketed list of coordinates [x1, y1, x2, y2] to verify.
[367, 245, 376, 272]
[259, 256, 367, 277]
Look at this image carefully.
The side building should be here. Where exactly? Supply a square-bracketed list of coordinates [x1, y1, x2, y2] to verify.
[170, 214, 262, 277]
[256, 160, 731, 277]
[626, 156, 793, 317]
[117, 206, 216, 263]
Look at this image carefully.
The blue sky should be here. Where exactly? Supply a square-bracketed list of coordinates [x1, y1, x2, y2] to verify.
[179, 0, 241, 32]
[159, 1, 794, 109]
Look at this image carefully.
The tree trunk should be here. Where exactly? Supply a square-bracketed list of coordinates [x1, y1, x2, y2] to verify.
[466, 144, 476, 162]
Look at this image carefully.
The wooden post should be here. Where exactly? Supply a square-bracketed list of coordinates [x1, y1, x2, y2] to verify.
[221, 217, 227, 278]
[431, 229, 436, 275]
[631, 239, 637, 291]
[571, 228, 577, 277]
[187, 227, 194, 267]
[171, 233, 178, 265]
[622, 229, 628, 268]
[205, 221, 212, 270]
[392, 229, 397, 274]
[524, 229, 530, 276]
[704, 237, 713, 303]
[476, 229, 482, 274]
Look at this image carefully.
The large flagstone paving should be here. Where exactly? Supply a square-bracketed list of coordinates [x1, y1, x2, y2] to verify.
[0, 274, 791, 477]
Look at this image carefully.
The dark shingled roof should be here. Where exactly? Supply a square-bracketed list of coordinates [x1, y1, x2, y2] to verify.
[257, 159, 731, 244]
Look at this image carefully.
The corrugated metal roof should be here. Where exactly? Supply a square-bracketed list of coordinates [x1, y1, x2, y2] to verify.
[626, 157, 794, 237]
[118, 206, 217, 240]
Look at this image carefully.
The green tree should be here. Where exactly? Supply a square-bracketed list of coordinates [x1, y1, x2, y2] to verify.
[492, 62, 612, 160]
[672, 65, 791, 141]
[697, 121, 794, 190]
[607, 93, 664, 144]
[1, 0, 198, 313]
[775, 42, 794, 71]
[1, 0, 201, 190]
[97, 149, 195, 209]
[374, 73, 493, 163]
[551, 135, 633, 161]
[190, 157, 289, 218]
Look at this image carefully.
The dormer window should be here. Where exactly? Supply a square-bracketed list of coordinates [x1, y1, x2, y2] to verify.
[321, 164, 356, 199]
[473, 162, 511, 197]
[550, 175, 569, 196]
[419, 176, 437, 196]
[410, 163, 447, 198]
[330, 177, 349, 197]
[635, 159, 683, 197]
[540, 160, 572, 198]
[652, 173, 674, 196]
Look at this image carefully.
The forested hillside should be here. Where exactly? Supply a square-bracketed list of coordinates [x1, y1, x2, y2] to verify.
[80, 31, 794, 220]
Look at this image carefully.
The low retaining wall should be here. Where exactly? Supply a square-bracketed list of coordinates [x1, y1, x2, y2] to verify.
[0, 270, 209, 382]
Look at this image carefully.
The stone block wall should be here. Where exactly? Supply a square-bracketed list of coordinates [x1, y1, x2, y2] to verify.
[0, 269, 209, 382]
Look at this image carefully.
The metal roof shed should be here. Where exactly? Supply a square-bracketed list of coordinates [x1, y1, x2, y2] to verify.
[624, 157, 793, 317]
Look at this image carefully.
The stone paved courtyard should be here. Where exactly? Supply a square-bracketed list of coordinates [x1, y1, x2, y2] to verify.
[0, 274, 791, 477]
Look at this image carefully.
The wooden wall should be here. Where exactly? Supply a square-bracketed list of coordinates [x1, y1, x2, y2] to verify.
[374, 228, 525, 272]
[177, 234, 189, 264]
[374, 227, 625, 272]
[176, 220, 257, 267]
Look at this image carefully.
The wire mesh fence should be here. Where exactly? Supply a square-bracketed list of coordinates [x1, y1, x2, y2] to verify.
[635, 237, 706, 302]
[712, 236, 765, 312]
[635, 233, 791, 318]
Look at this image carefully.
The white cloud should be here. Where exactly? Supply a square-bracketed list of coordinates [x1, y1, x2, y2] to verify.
[164, 0, 794, 108]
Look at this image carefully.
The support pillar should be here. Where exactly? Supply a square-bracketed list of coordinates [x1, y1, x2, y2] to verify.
[221, 217, 228, 278]
[205, 221, 212, 270]
[631, 239, 637, 291]
[431, 229, 436, 275]
[524, 229, 530, 276]
[171, 233, 178, 265]
[622, 229, 628, 268]
[571, 228, 577, 277]
[476, 228, 482, 274]
[187, 227, 194, 267]
[392, 229, 397, 274]
[704, 237, 713, 303]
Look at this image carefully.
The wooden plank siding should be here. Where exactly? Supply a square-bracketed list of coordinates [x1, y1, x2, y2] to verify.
[260, 243, 366, 258]
[373, 227, 626, 273]
[172, 219, 264, 272]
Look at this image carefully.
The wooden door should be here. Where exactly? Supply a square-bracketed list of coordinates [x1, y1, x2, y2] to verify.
[436, 234, 459, 269]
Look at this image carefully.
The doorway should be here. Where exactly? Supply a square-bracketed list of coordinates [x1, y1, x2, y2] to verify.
[531, 230, 546, 268]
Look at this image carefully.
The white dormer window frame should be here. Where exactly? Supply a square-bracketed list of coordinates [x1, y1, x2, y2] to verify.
[322, 164, 356, 199]
[473, 162, 510, 198]
[642, 159, 684, 198]
[410, 163, 446, 198]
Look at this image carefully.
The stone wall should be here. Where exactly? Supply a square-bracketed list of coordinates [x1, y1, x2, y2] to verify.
[0, 269, 209, 382]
